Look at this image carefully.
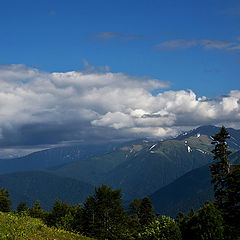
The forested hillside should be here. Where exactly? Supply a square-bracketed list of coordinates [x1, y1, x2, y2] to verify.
[0, 170, 93, 209]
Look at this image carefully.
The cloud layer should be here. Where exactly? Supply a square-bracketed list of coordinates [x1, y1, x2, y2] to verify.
[155, 39, 240, 53]
[0, 64, 240, 147]
[94, 32, 142, 40]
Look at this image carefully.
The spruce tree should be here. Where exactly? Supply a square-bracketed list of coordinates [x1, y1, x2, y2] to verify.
[128, 198, 141, 223]
[46, 199, 71, 228]
[210, 126, 231, 211]
[17, 202, 28, 213]
[139, 196, 155, 227]
[210, 126, 240, 238]
[0, 188, 11, 212]
[27, 200, 45, 219]
[83, 184, 129, 240]
[224, 165, 240, 238]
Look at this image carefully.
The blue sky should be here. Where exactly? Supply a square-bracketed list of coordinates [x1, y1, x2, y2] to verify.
[1, 0, 239, 97]
[0, 0, 240, 154]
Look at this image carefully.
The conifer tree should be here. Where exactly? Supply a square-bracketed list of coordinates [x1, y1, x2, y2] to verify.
[27, 200, 45, 219]
[17, 201, 28, 213]
[83, 184, 129, 240]
[46, 199, 71, 227]
[139, 196, 155, 227]
[0, 188, 11, 212]
[128, 198, 141, 223]
[210, 126, 231, 211]
[223, 165, 240, 238]
[210, 126, 240, 238]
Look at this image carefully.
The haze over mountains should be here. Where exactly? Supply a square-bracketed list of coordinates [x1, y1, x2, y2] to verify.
[0, 125, 240, 214]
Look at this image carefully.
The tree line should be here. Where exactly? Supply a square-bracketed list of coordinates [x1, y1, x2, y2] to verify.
[0, 126, 239, 239]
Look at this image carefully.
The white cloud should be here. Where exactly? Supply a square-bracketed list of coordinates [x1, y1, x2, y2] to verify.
[0, 64, 239, 146]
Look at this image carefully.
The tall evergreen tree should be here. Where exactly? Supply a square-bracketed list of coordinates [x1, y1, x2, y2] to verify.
[139, 196, 155, 227]
[27, 200, 45, 219]
[45, 199, 71, 227]
[210, 126, 231, 211]
[17, 201, 28, 213]
[127, 198, 142, 238]
[128, 198, 141, 223]
[83, 184, 130, 240]
[223, 165, 240, 238]
[0, 188, 11, 212]
[210, 126, 240, 239]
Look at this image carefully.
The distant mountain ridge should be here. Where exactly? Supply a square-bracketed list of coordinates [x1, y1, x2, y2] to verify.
[0, 125, 239, 211]
[53, 125, 240, 200]
[177, 125, 240, 151]
[0, 170, 94, 210]
[0, 143, 119, 175]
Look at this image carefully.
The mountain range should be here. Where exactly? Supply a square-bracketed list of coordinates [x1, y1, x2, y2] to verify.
[0, 125, 239, 214]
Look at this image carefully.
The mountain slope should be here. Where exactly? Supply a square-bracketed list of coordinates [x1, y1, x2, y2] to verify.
[54, 129, 216, 201]
[53, 125, 240, 201]
[53, 149, 133, 185]
[0, 170, 93, 210]
[150, 164, 213, 217]
[150, 149, 240, 217]
[103, 136, 213, 200]
[177, 125, 240, 151]
[0, 143, 118, 175]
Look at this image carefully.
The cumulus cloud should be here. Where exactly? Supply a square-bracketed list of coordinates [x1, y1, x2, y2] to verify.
[0, 64, 239, 147]
[155, 39, 240, 53]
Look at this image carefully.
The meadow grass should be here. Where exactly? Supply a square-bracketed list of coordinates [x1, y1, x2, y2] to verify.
[0, 212, 94, 240]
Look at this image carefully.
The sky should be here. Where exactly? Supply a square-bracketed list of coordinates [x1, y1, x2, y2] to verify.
[0, 0, 240, 155]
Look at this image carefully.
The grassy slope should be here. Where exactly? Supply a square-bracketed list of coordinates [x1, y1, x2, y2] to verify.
[0, 212, 94, 240]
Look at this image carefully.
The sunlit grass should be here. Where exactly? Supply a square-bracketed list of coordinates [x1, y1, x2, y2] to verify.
[0, 212, 94, 240]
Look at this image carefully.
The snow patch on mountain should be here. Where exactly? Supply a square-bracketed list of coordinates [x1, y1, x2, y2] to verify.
[196, 148, 206, 154]
[149, 144, 157, 151]
[187, 146, 192, 153]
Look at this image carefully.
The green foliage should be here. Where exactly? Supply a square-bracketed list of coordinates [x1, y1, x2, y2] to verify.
[128, 198, 142, 235]
[0, 212, 94, 240]
[178, 202, 224, 240]
[128, 198, 141, 220]
[210, 126, 240, 238]
[17, 201, 28, 213]
[45, 199, 85, 233]
[27, 200, 46, 219]
[0, 188, 11, 212]
[138, 216, 182, 240]
[210, 126, 232, 210]
[223, 165, 240, 238]
[128, 197, 156, 238]
[46, 199, 71, 227]
[139, 196, 155, 227]
[83, 184, 131, 240]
